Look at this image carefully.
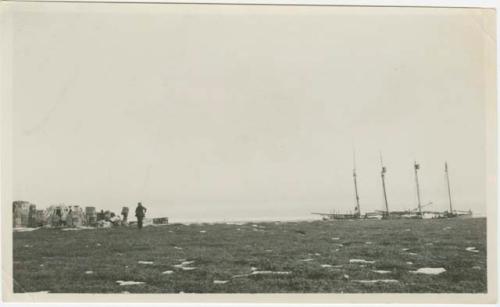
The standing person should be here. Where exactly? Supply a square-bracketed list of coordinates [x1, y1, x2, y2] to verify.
[55, 207, 62, 227]
[121, 207, 129, 226]
[66, 208, 74, 228]
[135, 202, 147, 229]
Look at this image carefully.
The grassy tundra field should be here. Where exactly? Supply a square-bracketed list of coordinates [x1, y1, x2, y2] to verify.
[13, 218, 486, 293]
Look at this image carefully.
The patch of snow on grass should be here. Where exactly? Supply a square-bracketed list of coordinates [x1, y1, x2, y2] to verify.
[232, 270, 291, 278]
[350, 259, 375, 264]
[353, 279, 399, 284]
[62, 226, 94, 231]
[466, 247, 479, 253]
[116, 280, 145, 286]
[232, 273, 249, 278]
[410, 268, 446, 275]
[174, 260, 196, 271]
[252, 271, 291, 275]
[372, 270, 391, 274]
[213, 280, 229, 284]
[13, 227, 40, 232]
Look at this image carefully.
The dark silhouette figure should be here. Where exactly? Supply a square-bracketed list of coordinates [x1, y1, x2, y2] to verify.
[135, 202, 147, 229]
[56, 208, 63, 227]
[121, 207, 129, 225]
[97, 210, 105, 221]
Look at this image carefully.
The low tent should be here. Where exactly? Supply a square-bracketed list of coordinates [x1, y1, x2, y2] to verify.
[66, 205, 86, 227]
[46, 204, 86, 227]
[34, 209, 48, 227]
[46, 205, 70, 227]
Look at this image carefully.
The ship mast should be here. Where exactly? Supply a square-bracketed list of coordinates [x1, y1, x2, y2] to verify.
[380, 153, 389, 217]
[353, 150, 361, 217]
[445, 162, 453, 213]
[414, 161, 422, 216]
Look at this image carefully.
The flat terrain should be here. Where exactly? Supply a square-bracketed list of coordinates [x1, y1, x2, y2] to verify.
[13, 218, 487, 293]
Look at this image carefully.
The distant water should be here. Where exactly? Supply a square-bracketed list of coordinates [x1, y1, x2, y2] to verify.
[133, 213, 486, 224]
[151, 215, 321, 224]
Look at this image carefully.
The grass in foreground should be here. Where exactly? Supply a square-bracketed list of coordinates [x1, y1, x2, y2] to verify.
[13, 218, 487, 293]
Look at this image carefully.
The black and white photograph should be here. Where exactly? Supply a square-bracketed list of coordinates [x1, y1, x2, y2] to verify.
[1, 0, 497, 303]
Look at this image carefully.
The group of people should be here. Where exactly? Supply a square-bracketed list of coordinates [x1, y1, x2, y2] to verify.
[98, 202, 148, 229]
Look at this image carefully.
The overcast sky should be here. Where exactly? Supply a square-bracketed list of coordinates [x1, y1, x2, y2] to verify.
[10, 3, 495, 222]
